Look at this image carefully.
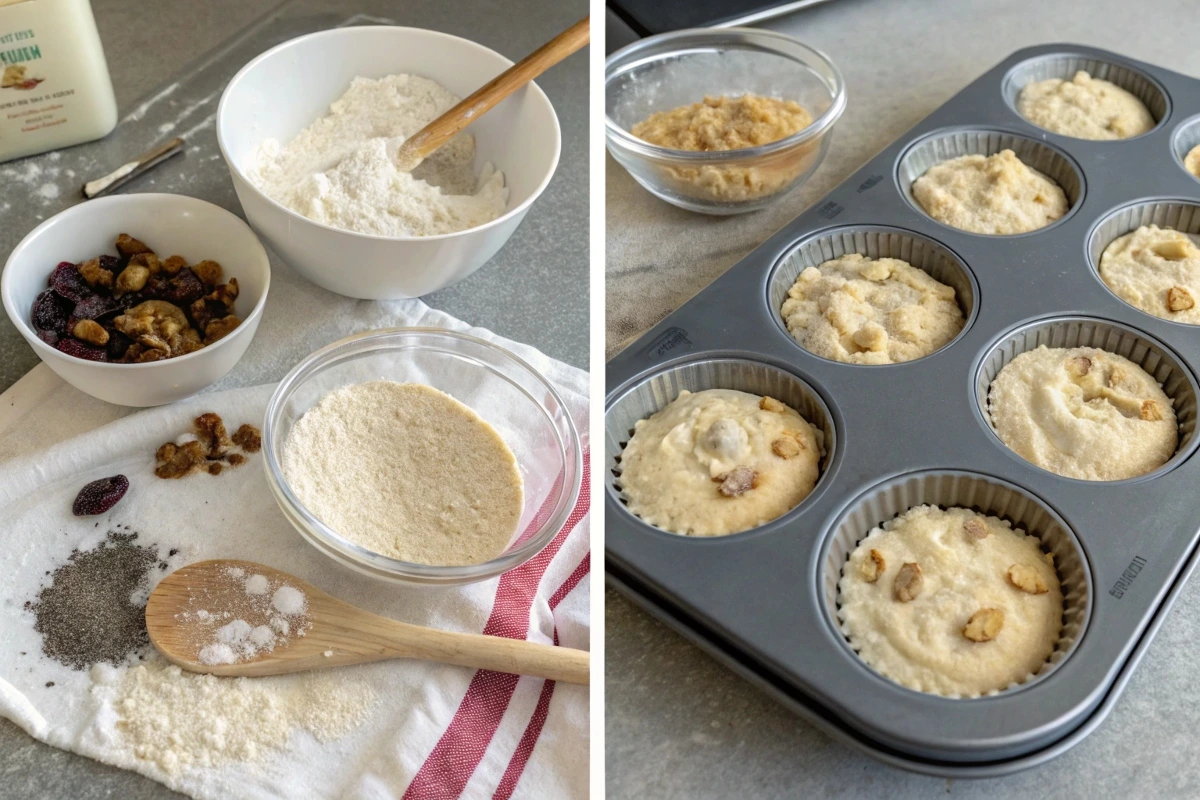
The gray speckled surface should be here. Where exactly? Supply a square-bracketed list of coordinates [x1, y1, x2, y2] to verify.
[0, 0, 587, 797]
[606, 0, 1200, 795]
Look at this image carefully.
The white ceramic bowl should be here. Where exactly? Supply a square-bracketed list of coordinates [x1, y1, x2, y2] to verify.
[1, 193, 270, 407]
[216, 26, 561, 300]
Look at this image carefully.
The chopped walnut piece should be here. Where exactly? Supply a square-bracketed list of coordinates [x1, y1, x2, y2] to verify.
[226, 453, 246, 467]
[154, 440, 206, 479]
[72, 319, 109, 346]
[771, 434, 803, 459]
[161, 255, 187, 275]
[1007, 564, 1049, 594]
[113, 300, 200, 360]
[207, 462, 224, 476]
[115, 233, 152, 258]
[759, 396, 788, 413]
[77, 258, 114, 289]
[204, 315, 241, 344]
[1064, 355, 1092, 378]
[894, 562, 923, 602]
[963, 518, 989, 540]
[715, 466, 757, 497]
[195, 412, 232, 458]
[192, 260, 224, 287]
[860, 548, 886, 582]
[963, 608, 1005, 642]
[128, 252, 161, 275]
[232, 424, 262, 453]
[1152, 238, 1197, 261]
[114, 264, 150, 296]
[1167, 286, 1195, 312]
[1141, 400, 1165, 421]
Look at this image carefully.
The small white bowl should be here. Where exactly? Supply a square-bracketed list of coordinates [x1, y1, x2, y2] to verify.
[217, 26, 561, 300]
[1, 194, 270, 407]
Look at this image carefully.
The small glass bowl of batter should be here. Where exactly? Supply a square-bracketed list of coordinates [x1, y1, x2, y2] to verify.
[263, 328, 584, 586]
[605, 28, 846, 215]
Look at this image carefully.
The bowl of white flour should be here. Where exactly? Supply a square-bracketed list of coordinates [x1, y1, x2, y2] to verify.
[216, 26, 561, 299]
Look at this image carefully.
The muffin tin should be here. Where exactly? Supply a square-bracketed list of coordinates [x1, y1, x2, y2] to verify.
[605, 44, 1200, 775]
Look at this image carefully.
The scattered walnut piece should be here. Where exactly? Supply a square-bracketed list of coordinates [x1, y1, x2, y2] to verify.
[195, 412, 232, 458]
[114, 264, 150, 296]
[1167, 286, 1195, 313]
[860, 548, 886, 582]
[232, 424, 262, 453]
[161, 255, 187, 276]
[1152, 238, 1197, 261]
[207, 462, 224, 476]
[1141, 400, 1165, 421]
[963, 518, 989, 540]
[715, 466, 757, 497]
[115, 233, 152, 258]
[154, 440, 206, 479]
[204, 315, 241, 345]
[894, 562, 923, 602]
[192, 259, 224, 287]
[128, 252, 161, 275]
[1064, 355, 1092, 378]
[226, 453, 246, 467]
[72, 319, 109, 346]
[1007, 564, 1049, 594]
[963, 608, 1005, 642]
[113, 300, 202, 361]
[77, 258, 114, 289]
[771, 434, 803, 459]
[759, 396, 788, 413]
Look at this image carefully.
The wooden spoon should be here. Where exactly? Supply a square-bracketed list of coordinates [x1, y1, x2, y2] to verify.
[145, 559, 589, 684]
[393, 17, 590, 172]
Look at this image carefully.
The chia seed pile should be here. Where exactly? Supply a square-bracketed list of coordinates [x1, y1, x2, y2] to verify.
[25, 530, 166, 670]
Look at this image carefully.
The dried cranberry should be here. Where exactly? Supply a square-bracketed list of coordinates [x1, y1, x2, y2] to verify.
[70, 294, 117, 321]
[50, 262, 91, 303]
[99, 254, 122, 273]
[72, 475, 129, 515]
[31, 289, 71, 333]
[160, 268, 205, 306]
[36, 329, 59, 346]
[54, 338, 109, 362]
[140, 274, 170, 301]
[105, 329, 133, 361]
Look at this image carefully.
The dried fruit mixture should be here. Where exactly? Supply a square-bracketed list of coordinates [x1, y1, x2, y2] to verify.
[30, 233, 242, 363]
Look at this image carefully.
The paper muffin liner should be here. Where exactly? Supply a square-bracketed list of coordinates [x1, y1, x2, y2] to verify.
[1172, 116, 1200, 181]
[1000, 53, 1169, 133]
[766, 226, 976, 361]
[897, 129, 1084, 233]
[606, 357, 835, 530]
[974, 315, 1200, 482]
[824, 470, 1091, 699]
[1087, 199, 1200, 275]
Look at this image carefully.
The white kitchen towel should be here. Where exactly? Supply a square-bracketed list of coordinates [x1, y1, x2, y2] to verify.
[0, 302, 590, 800]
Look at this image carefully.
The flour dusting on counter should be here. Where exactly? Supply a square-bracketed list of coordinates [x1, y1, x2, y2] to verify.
[246, 74, 508, 237]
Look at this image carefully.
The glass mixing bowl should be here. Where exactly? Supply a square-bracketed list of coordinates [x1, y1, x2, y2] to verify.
[263, 328, 583, 585]
[605, 28, 846, 215]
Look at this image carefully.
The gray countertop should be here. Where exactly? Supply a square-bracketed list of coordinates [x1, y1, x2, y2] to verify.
[0, 0, 587, 797]
[605, 0, 1200, 796]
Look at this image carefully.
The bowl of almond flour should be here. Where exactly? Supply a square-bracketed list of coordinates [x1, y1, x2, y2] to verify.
[216, 25, 561, 300]
[262, 328, 582, 585]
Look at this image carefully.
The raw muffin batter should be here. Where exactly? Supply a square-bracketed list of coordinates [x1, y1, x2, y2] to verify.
[282, 381, 524, 566]
[247, 74, 508, 237]
[780, 254, 965, 364]
[618, 389, 822, 536]
[1185, 144, 1200, 180]
[631, 94, 813, 151]
[1017, 71, 1154, 140]
[838, 505, 1063, 697]
[911, 150, 1068, 235]
[1099, 225, 1200, 324]
[988, 346, 1177, 481]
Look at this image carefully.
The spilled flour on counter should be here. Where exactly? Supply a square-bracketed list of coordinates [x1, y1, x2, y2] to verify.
[91, 657, 374, 774]
[246, 74, 508, 237]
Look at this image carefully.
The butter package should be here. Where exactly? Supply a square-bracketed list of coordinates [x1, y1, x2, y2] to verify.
[0, 0, 117, 163]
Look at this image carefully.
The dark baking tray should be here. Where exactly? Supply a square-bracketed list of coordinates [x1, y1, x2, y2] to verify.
[605, 43, 1200, 775]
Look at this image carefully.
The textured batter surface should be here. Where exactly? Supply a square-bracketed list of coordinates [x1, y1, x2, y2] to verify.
[282, 381, 524, 565]
[988, 345, 1178, 480]
[838, 505, 1063, 697]
[631, 95, 813, 152]
[1099, 225, 1200, 324]
[780, 254, 965, 364]
[618, 389, 821, 536]
[912, 149, 1068, 235]
[1186, 144, 1200, 180]
[247, 74, 507, 237]
[1017, 70, 1154, 140]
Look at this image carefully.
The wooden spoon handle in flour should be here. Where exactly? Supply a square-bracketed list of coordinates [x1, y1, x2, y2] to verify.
[393, 17, 590, 171]
[147, 559, 591, 684]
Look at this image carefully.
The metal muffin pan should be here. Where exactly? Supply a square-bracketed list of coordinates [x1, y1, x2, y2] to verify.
[606, 43, 1200, 775]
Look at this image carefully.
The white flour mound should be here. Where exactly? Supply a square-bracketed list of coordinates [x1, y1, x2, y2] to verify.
[246, 74, 509, 237]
